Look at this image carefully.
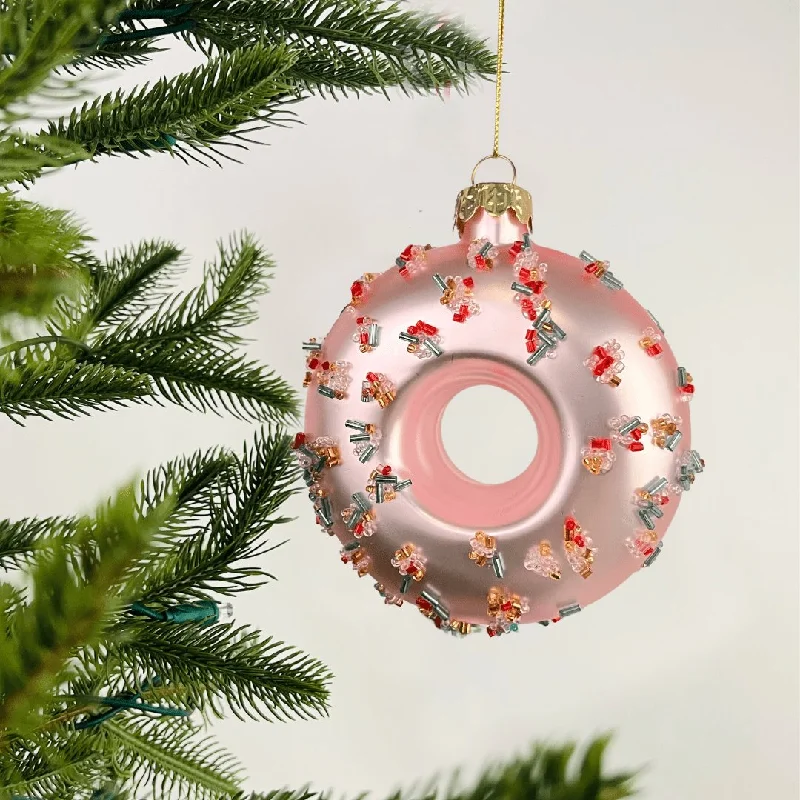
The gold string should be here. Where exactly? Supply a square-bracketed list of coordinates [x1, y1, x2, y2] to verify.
[492, 0, 506, 158]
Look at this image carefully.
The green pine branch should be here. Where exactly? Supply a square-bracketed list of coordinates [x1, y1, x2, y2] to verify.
[96, 233, 269, 348]
[136, 445, 238, 538]
[109, 619, 331, 723]
[2, 232, 298, 423]
[0, 728, 106, 799]
[77, 239, 186, 331]
[0, 358, 152, 422]
[126, 427, 298, 604]
[102, 716, 243, 800]
[0, 192, 89, 333]
[71, 38, 163, 71]
[0, 583, 26, 634]
[102, 341, 298, 421]
[0, 132, 89, 186]
[0, 0, 126, 112]
[114, 0, 495, 94]
[0, 516, 75, 568]
[0, 485, 169, 737]
[247, 737, 637, 800]
[84, 234, 299, 421]
[42, 43, 300, 162]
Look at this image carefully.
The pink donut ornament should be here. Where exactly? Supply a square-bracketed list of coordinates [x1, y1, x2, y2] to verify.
[296, 179, 704, 637]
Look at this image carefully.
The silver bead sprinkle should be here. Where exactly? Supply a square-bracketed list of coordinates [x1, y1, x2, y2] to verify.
[559, 602, 582, 617]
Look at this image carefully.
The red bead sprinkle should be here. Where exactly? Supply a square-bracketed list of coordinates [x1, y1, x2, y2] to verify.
[366, 371, 378, 382]
[407, 325, 418, 334]
[573, 534, 586, 548]
[453, 313, 465, 322]
[526, 340, 537, 353]
[292, 433, 305, 449]
[593, 356, 614, 376]
[525, 329, 537, 340]
[416, 597, 433, 612]
[629, 442, 645, 452]
[359, 332, 369, 344]
[400, 245, 414, 260]
[518, 267, 531, 281]
[565, 517, 578, 533]
[590, 437, 612, 451]
[593, 346, 608, 358]
[474, 254, 486, 269]
[646, 343, 663, 357]
[341, 555, 349, 563]
[487, 628, 497, 637]
[321, 361, 330, 371]
[643, 546, 654, 556]
[509, 241, 523, 256]
[463, 276, 475, 289]
[354, 522, 364, 535]
[682, 384, 695, 394]
[630, 428, 642, 441]
[406, 563, 418, 575]
[500, 601, 512, 612]
[585, 263, 598, 274]
[529, 280, 546, 294]
[307, 357, 319, 370]
[418, 321, 437, 335]
[381, 465, 392, 475]
[350, 281, 363, 297]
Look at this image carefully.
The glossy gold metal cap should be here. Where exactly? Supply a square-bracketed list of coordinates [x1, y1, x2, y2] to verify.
[454, 156, 532, 235]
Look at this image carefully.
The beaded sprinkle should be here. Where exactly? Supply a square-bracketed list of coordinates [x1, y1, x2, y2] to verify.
[579, 250, 623, 290]
[395, 243, 431, 279]
[360, 371, 396, 407]
[524, 539, 562, 580]
[486, 587, 529, 637]
[374, 581, 404, 607]
[467, 238, 498, 271]
[302, 340, 351, 399]
[349, 272, 378, 306]
[391, 543, 426, 592]
[650, 413, 683, 451]
[436, 273, 480, 322]
[626, 529, 660, 560]
[468, 531, 496, 567]
[639, 327, 664, 358]
[340, 542, 370, 576]
[633, 477, 670, 530]
[526, 305, 566, 365]
[400, 320, 443, 359]
[581, 436, 616, 475]
[585, 341, 624, 386]
[563, 516, 596, 579]
[609, 415, 649, 452]
[352, 315, 380, 353]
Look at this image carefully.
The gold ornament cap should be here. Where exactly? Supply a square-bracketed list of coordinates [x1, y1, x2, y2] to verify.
[454, 155, 532, 235]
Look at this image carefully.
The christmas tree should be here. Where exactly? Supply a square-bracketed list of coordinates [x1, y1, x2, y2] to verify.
[0, 0, 638, 797]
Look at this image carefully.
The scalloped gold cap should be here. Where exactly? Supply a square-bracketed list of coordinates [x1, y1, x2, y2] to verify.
[454, 181, 533, 235]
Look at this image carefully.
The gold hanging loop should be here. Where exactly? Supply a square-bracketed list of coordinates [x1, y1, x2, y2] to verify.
[470, 154, 517, 185]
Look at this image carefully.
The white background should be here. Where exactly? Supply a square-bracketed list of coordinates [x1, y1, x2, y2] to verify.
[7, 0, 799, 798]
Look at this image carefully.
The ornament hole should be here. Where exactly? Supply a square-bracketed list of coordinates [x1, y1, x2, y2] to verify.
[440, 385, 538, 485]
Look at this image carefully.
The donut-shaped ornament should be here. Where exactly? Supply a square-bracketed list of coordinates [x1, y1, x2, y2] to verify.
[297, 159, 705, 637]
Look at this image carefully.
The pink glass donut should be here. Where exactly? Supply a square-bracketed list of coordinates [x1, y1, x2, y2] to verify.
[297, 199, 703, 636]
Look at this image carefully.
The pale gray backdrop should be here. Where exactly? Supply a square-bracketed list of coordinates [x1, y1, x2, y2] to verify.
[9, 0, 799, 798]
